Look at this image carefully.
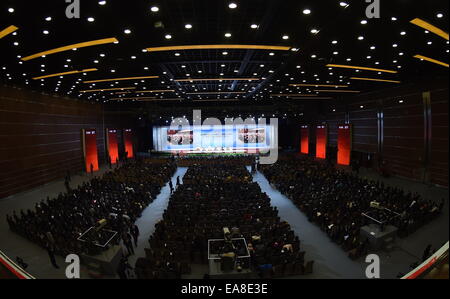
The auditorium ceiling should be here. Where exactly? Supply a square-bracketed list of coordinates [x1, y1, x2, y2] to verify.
[0, 0, 448, 106]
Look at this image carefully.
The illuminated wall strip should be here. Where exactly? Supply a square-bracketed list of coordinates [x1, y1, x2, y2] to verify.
[350, 77, 401, 83]
[0, 25, 18, 39]
[146, 44, 291, 52]
[289, 84, 348, 88]
[79, 87, 136, 93]
[326, 64, 398, 74]
[83, 76, 159, 83]
[176, 78, 260, 82]
[32, 68, 98, 80]
[413, 55, 449, 68]
[314, 89, 360, 93]
[410, 18, 449, 40]
[21, 37, 119, 61]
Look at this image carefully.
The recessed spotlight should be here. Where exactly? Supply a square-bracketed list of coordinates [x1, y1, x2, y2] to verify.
[174, 52, 180, 56]
[100, 53, 105, 57]
[99, 1, 106, 5]
[45, 16, 52, 21]
[87, 17, 95, 22]
[370, 46, 376, 50]
[8, 8, 14, 13]
[151, 6, 159, 12]
[303, 9, 311, 15]
[43, 30, 49, 35]
[392, 43, 398, 47]
[225, 32, 232, 38]
[269, 52, 275, 56]
[332, 40, 338, 44]
[361, 20, 368, 24]
[165, 34, 172, 39]
[282, 35, 289, 40]
[228, 3, 237, 9]
[124, 29, 131, 34]
[339, 2, 349, 7]
[391, 17, 397, 21]
[358, 36, 364, 40]
[185, 24, 193, 29]
[311, 54, 317, 58]
[400, 31, 406, 35]
[222, 51, 228, 55]
[427, 41, 432, 45]
[437, 13, 443, 18]
[131, 56, 136, 59]
[250, 24, 258, 29]
[310, 29, 319, 34]
[13, 42, 19, 46]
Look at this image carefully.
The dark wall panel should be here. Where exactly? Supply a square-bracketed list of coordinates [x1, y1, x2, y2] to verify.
[0, 85, 131, 199]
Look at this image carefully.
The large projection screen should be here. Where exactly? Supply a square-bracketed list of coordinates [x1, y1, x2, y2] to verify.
[153, 123, 276, 154]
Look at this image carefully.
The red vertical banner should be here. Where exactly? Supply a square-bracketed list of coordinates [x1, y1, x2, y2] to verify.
[300, 125, 309, 154]
[83, 129, 99, 173]
[316, 125, 327, 159]
[107, 129, 119, 164]
[124, 129, 134, 158]
[337, 124, 352, 165]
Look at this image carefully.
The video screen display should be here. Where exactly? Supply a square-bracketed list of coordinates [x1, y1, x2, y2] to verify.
[153, 124, 276, 153]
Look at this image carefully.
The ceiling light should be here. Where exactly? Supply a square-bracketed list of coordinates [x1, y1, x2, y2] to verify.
[361, 20, 368, 24]
[13, 42, 19, 46]
[225, 33, 232, 38]
[358, 36, 364, 40]
[350, 77, 401, 83]
[151, 6, 159, 12]
[124, 29, 131, 34]
[437, 13, 443, 18]
[99, 1, 106, 5]
[332, 40, 338, 44]
[174, 52, 180, 56]
[222, 51, 228, 55]
[228, 3, 237, 9]
[165, 34, 172, 39]
[311, 29, 319, 34]
[392, 43, 398, 47]
[400, 31, 406, 35]
[413, 54, 449, 68]
[391, 17, 397, 21]
[185, 24, 192, 29]
[269, 52, 275, 56]
[250, 24, 258, 29]
[370, 46, 376, 50]
[8, 8, 14, 13]
[282, 35, 289, 40]
[45, 16, 52, 21]
[87, 17, 95, 22]
[410, 18, 449, 40]
[303, 9, 311, 15]
[326, 64, 397, 73]
[43, 30, 49, 35]
[339, 2, 349, 7]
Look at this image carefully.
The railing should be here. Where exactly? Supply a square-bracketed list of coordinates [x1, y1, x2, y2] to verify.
[401, 241, 449, 279]
[0, 250, 35, 279]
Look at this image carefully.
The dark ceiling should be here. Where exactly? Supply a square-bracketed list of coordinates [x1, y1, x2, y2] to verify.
[0, 0, 448, 107]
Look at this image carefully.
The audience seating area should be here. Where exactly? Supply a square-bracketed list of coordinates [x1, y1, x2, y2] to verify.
[135, 158, 313, 279]
[6, 159, 176, 257]
[260, 156, 444, 260]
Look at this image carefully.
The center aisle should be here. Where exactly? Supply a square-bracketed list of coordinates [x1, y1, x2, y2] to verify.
[128, 167, 188, 268]
[249, 168, 366, 279]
